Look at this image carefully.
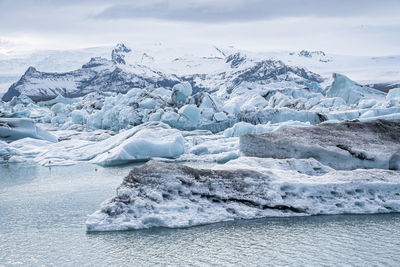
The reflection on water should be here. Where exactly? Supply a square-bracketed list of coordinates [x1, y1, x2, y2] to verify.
[1, 163, 400, 266]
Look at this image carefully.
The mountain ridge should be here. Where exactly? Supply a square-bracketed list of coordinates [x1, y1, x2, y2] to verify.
[2, 44, 324, 102]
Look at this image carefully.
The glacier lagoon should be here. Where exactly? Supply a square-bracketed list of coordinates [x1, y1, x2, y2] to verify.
[1, 163, 400, 266]
[1, 43, 400, 265]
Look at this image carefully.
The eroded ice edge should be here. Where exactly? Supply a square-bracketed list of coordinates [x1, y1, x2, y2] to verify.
[86, 120, 400, 231]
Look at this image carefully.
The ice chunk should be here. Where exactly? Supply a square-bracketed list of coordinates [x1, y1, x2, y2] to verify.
[219, 157, 334, 176]
[148, 109, 164, 121]
[213, 112, 228, 122]
[224, 121, 311, 137]
[161, 111, 180, 128]
[325, 73, 385, 104]
[197, 93, 222, 111]
[223, 100, 240, 115]
[240, 119, 400, 170]
[387, 88, 400, 100]
[51, 103, 66, 115]
[240, 108, 325, 125]
[91, 123, 184, 166]
[178, 105, 200, 125]
[86, 161, 400, 231]
[171, 82, 192, 106]
[0, 118, 58, 142]
[152, 87, 171, 101]
[0, 140, 18, 161]
[139, 98, 162, 109]
[9, 138, 53, 158]
[224, 122, 260, 137]
[71, 110, 87, 125]
[240, 95, 268, 112]
[215, 151, 239, 163]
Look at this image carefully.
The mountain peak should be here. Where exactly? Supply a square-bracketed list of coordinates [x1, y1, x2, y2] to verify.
[226, 52, 246, 68]
[25, 66, 38, 75]
[111, 43, 132, 64]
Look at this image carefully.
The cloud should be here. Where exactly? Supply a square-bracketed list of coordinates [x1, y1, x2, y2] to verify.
[0, 0, 400, 56]
[95, 0, 400, 22]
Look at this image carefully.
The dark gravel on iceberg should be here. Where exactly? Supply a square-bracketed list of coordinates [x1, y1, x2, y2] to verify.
[240, 119, 400, 170]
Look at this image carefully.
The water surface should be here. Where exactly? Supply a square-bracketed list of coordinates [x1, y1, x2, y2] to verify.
[1, 163, 400, 266]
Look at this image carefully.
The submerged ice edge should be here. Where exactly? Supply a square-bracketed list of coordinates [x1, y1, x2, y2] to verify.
[86, 160, 400, 232]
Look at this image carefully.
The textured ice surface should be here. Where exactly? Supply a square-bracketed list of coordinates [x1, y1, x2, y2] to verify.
[178, 105, 200, 125]
[91, 123, 184, 166]
[240, 119, 400, 170]
[387, 88, 400, 100]
[224, 120, 311, 137]
[325, 73, 385, 104]
[1, 47, 400, 167]
[86, 160, 400, 231]
[0, 118, 58, 142]
[171, 82, 192, 106]
[3, 122, 184, 166]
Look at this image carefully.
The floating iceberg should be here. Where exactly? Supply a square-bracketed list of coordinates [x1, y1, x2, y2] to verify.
[86, 160, 400, 231]
[240, 119, 400, 170]
[224, 120, 311, 137]
[0, 118, 58, 142]
[171, 82, 192, 106]
[91, 122, 184, 166]
[387, 88, 400, 100]
[18, 122, 185, 166]
[325, 73, 386, 104]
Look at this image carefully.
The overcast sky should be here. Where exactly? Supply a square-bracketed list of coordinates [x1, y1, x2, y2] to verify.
[1, 0, 400, 56]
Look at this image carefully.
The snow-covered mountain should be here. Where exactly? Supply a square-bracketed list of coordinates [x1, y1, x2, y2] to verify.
[1, 43, 400, 101]
[0, 46, 110, 97]
[2, 44, 324, 101]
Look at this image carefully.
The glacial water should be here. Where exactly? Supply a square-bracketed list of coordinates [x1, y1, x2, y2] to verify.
[1, 163, 400, 266]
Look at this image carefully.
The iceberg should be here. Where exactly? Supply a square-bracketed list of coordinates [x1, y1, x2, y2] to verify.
[0, 140, 19, 161]
[224, 121, 311, 137]
[178, 105, 200, 125]
[86, 160, 400, 231]
[171, 82, 192, 106]
[4, 122, 184, 166]
[387, 88, 400, 100]
[91, 123, 184, 166]
[0, 118, 58, 142]
[325, 73, 386, 104]
[240, 119, 400, 170]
